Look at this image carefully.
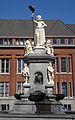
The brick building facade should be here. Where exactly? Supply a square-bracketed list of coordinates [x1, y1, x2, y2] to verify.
[0, 20, 75, 111]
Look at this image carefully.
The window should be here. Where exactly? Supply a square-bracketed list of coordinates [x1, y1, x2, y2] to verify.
[68, 57, 71, 73]
[17, 59, 24, 73]
[60, 57, 71, 73]
[0, 39, 3, 45]
[61, 58, 66, 72]
[62, 82, 67, 97]
[20, 39, 24, 45]
[57, 82, 59, 94]
[68, 104, 71, 111]
[52, 37, 56, 44]
[68, 38, 73, 44]
[60, 38, 65, 44]
[55, 58, 59, 72]
[4, 39, 8, 45]
[16, 82, 24, 93]
[63, 104, 71, 111]
[0, 82, 9, 97]
[3, 38, 12, 45]
[55, 57, 71, 74]
[1, 104, 9, 111]
[70, 82, 72, 97]
[16, 39, 24, 45]
[16, 39, 19, 45]
[0, 59, 10, 73]
[8, 38, 12, 45]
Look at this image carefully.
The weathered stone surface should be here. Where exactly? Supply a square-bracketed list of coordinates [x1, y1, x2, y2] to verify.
[29, 90, 46, 102]
[13, 45, 64, 115]
[0, 113, 75, 120]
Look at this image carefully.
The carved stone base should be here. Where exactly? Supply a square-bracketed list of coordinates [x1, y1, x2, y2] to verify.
[12, 96, 63, 114]
[12, 100, 36, 114]
[35, 99, 63, 114]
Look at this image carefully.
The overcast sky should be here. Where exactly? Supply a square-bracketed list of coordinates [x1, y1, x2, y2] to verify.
[0, 0, 75, 23]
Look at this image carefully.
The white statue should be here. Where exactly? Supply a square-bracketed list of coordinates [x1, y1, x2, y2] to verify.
[22, 63, 30, 83]
[45, 39, 54, 56]
[34, 15, 47, 47]
[47, 62, 54, 84]
[24, 40, 34, 56]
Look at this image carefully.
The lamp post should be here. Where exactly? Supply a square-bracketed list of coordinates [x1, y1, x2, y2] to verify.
[28, 5, 35, 44]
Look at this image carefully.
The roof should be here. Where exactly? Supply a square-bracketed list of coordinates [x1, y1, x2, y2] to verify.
[0, 20, 33, 37]
[0, 20, 75, 37]
[67, 24, 75, 33]
[46, 20, 75, 37]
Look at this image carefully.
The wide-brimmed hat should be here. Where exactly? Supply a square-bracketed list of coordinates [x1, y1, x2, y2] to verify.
[36, 15, 43, 20]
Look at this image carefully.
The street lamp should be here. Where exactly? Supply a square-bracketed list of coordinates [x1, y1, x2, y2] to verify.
[28, 5, 35, 44]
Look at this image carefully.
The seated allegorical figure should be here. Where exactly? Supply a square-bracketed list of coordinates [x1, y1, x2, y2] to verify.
[24, 40, 34, 56]
[45, 39, 54, 56]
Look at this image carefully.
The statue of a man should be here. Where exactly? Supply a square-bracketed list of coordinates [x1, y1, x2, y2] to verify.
[47, 62, 54, 84]
[34, 15, 47, 47]
[22, 63, 30, 83]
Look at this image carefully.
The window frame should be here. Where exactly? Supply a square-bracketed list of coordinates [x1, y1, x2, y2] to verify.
[0, 59, 10, 74]
[63, 104, 71, 111]
[60, 57, 67, 73]
[8, 38, 12, 45]
[0, 38, 3, 45]
[17, 59, 24, 74]
[56, 82, 60, 94]
[69, 82, 72, 97]
[1, 104, 9, 111]
[52, 37, 57, 44]
[55, 58, 59, 73]
[62, 82, 67, 97]
[60, 37, 65, 44]
[68, 37, 73, 44]
[60, 57, 72, 74]
[16, 82, 24, 93]
[0, 82, 9, 97]
[15, 38, 24, 45]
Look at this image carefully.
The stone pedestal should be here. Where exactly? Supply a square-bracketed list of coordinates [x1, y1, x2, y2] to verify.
[12, 100, 36, 114]
[35, 99, 63, 114]
[12, 47, 64, 115]
[24, 47, 55, 85]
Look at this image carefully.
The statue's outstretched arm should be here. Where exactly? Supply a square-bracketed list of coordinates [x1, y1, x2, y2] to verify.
[33, 20, 38, 24]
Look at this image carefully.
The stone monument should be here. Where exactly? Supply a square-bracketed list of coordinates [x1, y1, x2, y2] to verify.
[13, 15, 64, 114]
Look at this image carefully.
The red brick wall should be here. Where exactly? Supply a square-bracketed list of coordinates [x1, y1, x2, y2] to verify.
[0, 46, 75, 96]
[0, 47, 24, 96]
